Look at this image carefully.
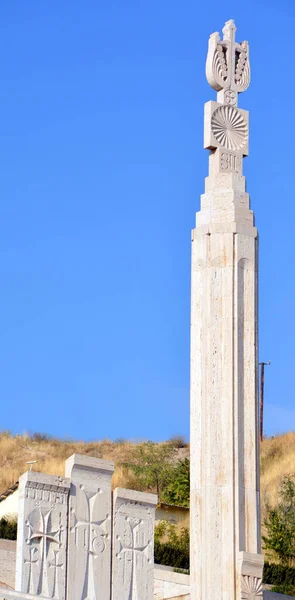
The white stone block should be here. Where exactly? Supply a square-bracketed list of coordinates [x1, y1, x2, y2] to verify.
[65, 454, 114, 600]
[204, 101, 249, 156]
[112, 488, 157, 600]
[15, 471, 70, 600]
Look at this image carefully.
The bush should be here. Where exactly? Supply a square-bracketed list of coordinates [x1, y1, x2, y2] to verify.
[154, 521, 189, 569]
[122, 442, 176, 497]
[0, 517, 17, 540]
[154, 540, 189, 570]
[263, 561, 295, 584]
[263, 475, 295, 566]
[167, 436, 187, 449]
[162, 458, 190, 508]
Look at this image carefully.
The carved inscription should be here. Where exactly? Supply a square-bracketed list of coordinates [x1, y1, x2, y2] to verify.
[220, 151, 242, 173]
[26, 481, 68, 505]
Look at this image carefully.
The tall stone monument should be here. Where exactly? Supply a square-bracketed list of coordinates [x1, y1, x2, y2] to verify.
[190, 20, 264, 600]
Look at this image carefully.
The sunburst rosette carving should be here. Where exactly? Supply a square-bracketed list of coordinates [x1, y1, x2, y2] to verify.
[211, 105, 248, 152]
[241, 575, 263, 600]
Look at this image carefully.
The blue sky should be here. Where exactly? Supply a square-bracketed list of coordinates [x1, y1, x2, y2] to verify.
[0, 0, 292, 441]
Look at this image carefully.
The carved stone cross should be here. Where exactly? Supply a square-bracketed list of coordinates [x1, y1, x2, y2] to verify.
[117, 517, 151, 599]
[23, 547, 38, 595]
[48, 551, 64, 599]
[206, 19, 250, 106]
[28, 509, 60, 562]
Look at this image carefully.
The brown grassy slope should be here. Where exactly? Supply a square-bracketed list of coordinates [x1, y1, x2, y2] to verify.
[260, 431, 295, 509]
[0, 431, 293, 508]
[0, 433, 188, 494]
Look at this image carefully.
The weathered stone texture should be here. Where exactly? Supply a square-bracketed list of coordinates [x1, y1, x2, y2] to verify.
[190, 19, 263, 600]
[15, 472, 70, 600]
[112, 488, 157, 600]
[65, 454, 114, 600]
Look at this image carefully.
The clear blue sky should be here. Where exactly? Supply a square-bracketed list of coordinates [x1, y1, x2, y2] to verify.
[0, 0, 292, 441]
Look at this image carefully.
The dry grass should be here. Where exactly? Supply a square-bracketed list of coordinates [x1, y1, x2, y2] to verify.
[0, 432, 188, 494]
[260, 432, 295, 512]
[0, 430, 293, 513]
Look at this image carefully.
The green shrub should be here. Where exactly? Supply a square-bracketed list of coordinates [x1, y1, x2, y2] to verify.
[0, 517, 17, 540]
[263, 475, 295, 566]
[162, 458, 190, 508]
[122, 442, 176, 497]
[154, 521, 189, 569]
[154, 540, 189, 570]
[263, 561, 295, 595]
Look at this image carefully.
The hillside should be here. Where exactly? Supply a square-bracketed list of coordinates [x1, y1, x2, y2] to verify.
[0, 430, 293, 511]
[0, 432, 189, 494]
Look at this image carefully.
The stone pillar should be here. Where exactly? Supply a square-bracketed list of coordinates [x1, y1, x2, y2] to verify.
[190, 20, 264, 600]
[65, 454, 114, 600]
[15, 471, 70, 599]
[111, 488, 157, 600]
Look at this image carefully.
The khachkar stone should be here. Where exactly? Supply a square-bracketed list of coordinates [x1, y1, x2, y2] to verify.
[15, 471, 70, 599]
[190, 19, 264, 600]
[65, 454, 114, 600]
[112, 488, 157, 600]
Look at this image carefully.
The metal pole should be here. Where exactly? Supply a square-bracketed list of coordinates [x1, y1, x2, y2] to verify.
[259, 361, 271, 442]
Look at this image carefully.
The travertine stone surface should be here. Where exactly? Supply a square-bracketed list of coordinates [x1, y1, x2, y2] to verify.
[65, 454, 114, 600]
[154, 565, 190, 599]
[0, 589, 49, 599]
[190, 19, 263, 600]
[15, 472, 70, 600]
[112, 488, 157, 600]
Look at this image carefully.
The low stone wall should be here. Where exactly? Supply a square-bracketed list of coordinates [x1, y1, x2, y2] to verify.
[0, 539, 16, 590]
[154, 564, 190, 599]
[264, 593, 295, 600]
[3, 544, 293, 600]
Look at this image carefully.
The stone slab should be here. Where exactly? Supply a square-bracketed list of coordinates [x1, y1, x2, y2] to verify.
[65, 454, 114, 600]
[154, 565, 189, 586]
[0, 589, 49, 599]
[15, 471, 70, 600]
[112, 488, 157, 600]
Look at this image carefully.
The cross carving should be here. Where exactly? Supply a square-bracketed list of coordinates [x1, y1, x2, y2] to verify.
[117, 517, 151, 599]
[26, 508, 62, 596]
[28, 509, 60, 558]
[24, 546, 38, 594]
[49, 550, 64, 598]
[71, 490, 108, 556]
[70, 488, 109, 599]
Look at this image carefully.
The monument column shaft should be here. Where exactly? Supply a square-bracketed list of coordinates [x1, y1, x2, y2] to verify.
[190, 21, 264, 599]
[190, 226, 261, 599]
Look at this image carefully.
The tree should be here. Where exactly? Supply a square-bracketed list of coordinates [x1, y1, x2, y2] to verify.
[263, 476, 295, 567]
[123, 442, 176, 497]
[162, 458, 190, 507]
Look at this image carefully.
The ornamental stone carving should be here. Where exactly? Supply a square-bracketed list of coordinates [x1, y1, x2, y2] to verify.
[206, 19, 250, 107]
[241, 575, 263, 599]
[211, 106, 248, 151]
[15, 472, 70, 600]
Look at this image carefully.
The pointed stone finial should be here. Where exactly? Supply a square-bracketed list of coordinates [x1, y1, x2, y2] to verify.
[206, 19, 250, 107]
